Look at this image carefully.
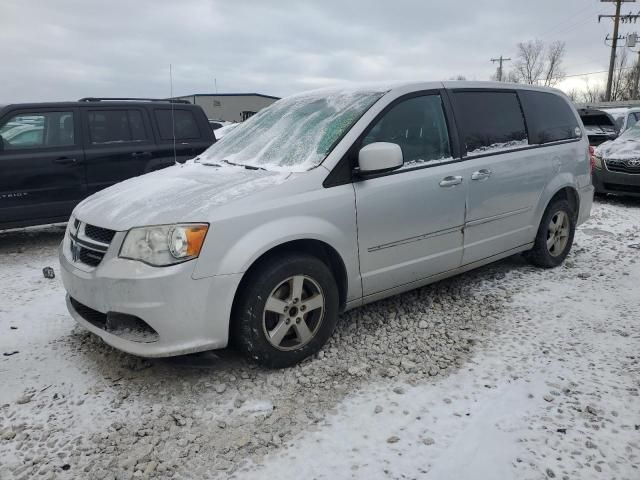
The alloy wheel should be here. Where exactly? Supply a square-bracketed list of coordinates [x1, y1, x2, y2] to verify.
[262, 275, 325, 351]
[546, 210, 570, 257]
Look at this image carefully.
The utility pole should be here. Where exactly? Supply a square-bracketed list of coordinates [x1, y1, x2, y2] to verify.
[599, 0, 637, 101]
[491, 56, 511, 82]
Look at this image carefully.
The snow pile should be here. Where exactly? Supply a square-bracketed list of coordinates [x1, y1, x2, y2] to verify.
[213, 123, 239, 139]
[466, 139, 528, 157]
[400, 156, 453, 169]
[199, 88, 387, 172]
[595, 125, 640, 160]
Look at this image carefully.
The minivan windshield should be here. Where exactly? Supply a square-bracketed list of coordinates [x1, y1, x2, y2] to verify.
[198, 88, 386, 172]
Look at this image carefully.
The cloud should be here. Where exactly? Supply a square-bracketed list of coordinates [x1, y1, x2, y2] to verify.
[0, 0, 619, 103]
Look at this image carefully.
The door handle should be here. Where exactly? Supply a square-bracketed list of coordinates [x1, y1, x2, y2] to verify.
[439, 175, 463, 187]
[471, 169, 492, 181]
[53, 157, 77, 165]
[131, 151, 153, 159]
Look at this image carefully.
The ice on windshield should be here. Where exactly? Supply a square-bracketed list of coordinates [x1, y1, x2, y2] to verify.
[198, 88, 387, 172]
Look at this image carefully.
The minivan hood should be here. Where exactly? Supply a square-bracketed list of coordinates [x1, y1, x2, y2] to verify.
[74, 162, 291, 231]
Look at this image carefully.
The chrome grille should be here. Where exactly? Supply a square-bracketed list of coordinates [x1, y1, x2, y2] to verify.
[68, 220, 115, 268]
[606, 159, 640, 174]
[84, 224, 116, 244]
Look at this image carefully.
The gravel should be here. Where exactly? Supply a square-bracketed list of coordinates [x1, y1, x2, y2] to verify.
[1, 197, 639, 479]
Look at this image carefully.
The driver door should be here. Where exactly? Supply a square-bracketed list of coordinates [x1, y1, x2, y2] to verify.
[0, 109, 85, 227]
[354, 92, 467, 296]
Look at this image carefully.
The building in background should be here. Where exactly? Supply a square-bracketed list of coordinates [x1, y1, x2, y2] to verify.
[173, 93, 280, 122]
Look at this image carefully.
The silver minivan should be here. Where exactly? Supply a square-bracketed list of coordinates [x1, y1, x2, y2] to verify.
[59, 81, 594, 367]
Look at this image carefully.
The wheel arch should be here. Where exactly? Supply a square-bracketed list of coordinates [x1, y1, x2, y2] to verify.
[536, 179, 580, 225]
[230, 238, 350, 319]
[547, 186, 580, 220]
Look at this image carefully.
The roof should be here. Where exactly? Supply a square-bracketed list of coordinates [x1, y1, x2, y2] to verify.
[0, 100, 201, 110]
[177, 93, 281, 100]
[577, 100, 640, 109]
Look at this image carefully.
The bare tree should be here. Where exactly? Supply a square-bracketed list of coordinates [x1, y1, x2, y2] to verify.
[626, 57, 640, 99]
[610, 48, 628, 101]
[544, 41, 566, 87]
[506, 39, 566, 86]
[512, 40, 545, 85]
[505, 70, 520, 83]
[565, 89, 580, 102]
[581, 79, 605, 103]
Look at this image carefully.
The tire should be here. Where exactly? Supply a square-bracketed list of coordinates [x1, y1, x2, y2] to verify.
[593, 191, 607, 200]
[525, 199, 576, 268]
[232, 253, 339, 368]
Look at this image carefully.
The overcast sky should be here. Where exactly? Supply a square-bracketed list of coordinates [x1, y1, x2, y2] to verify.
[0, 0, 630, 103]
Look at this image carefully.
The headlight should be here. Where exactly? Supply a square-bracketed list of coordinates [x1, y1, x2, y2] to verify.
[594, 155, 603, 169]
[119, 223, 209, 266]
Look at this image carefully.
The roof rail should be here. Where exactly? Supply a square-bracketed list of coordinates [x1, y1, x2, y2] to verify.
[77, 97, 190, 104]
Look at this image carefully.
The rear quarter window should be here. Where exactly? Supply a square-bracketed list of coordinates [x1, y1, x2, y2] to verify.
[155, 109, 201, 140]
[519, 91, 580, 144]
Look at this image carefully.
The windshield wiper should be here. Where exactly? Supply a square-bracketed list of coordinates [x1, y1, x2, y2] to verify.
[220, 159, 266, 171]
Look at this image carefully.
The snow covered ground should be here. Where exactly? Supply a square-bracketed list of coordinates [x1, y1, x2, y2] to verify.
[1, 197, 639, 480]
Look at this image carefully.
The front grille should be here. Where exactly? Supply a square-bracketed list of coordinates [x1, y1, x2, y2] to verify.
[84, 224, 116, 244]
[603, 183, 640, 193]
[605, 160, 640, 174]
[68, 221, 115, 268]
[79, 247, 104, 267]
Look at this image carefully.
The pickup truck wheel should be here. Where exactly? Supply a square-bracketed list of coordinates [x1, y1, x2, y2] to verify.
[232, 253, 339, 368]
[525, 199, 575, 268]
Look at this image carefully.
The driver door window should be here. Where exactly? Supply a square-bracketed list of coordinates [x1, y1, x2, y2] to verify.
[362, 95, 451, 169]
[0, 112, 75, 150]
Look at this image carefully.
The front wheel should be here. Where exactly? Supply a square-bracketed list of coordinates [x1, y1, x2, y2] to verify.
[232, 253, 339, 368]
[525, 199, 576, 268]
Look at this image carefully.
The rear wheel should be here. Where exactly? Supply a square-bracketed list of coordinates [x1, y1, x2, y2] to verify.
[232, 253, 339, 368]
[525, 199, 575, 268]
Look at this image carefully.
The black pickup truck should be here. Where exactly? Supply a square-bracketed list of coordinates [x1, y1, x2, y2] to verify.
[0, 98, 215, 229]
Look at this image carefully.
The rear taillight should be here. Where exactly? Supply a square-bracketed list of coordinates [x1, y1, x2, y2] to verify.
[588, 145, 595, 173]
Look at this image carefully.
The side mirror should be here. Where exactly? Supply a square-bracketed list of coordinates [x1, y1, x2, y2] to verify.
[0, 135, 4, 153]
[357, 142, 403, 174]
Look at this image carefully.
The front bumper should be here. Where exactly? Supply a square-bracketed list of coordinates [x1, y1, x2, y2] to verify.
[592, 167, 640, 197]
[59, 238, 242, 357]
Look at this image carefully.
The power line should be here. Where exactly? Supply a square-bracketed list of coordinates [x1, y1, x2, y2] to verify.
[563, 66, 634, 78]
[539, 4, 600, 39]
